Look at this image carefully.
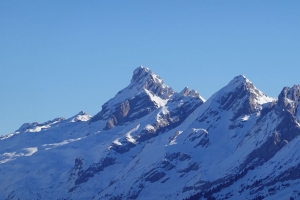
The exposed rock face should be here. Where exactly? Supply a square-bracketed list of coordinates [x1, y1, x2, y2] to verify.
[91, 66, 174, 129]
[277, 85, 300, 115]
[160, 87, 205, 129]
[103, 94, 157, 130]
[108, 88, 205, 154]
[214, 75, 274, 121]
[130, 67, 174, 99]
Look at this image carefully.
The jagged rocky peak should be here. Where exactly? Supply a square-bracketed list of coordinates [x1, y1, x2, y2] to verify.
[130, 66, 174, 99]
[162, 87, 205, 130]
[131, 66, 151, 83]
[229, 74, 247, 83]
[218, 75, 272, 103]
[227, 75, 272, 100]
[180, 87, 202, 99]
[169, 86, 205, 104]
[278, 85, 300, 102]
[180, 86, 190, 96]
[189, 90, 200, 98]
[277, 85, 300, 114]
[91, 66, 174, 128]
[210, 75, 275, 120]
[226, 75, 253, 90]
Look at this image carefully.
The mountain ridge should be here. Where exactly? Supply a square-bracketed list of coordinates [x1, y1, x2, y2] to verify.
[1, 67, 300, 200]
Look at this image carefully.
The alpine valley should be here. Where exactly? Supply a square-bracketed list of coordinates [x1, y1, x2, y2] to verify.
[1, 67, 300, 200]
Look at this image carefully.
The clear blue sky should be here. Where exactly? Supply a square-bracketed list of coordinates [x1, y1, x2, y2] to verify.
[1, 1, 299, 135]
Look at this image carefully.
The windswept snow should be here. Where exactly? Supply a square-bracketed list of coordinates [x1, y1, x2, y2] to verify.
[113, 138, 122, 146]
[241, 115, 250, 122]
[126, 124, 140, 144]
[144, 89, 169, 107]
[0, 147, 38, 164]
[0, 132, 17, 140]
[42, 137, 84, 150]
[23, 147, 38, 156]
[145, 124, 155, 131]
[26, 125, 51, 132]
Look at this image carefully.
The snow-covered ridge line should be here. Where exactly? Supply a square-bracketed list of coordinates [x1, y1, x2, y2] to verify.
[1, 67, 300, 200]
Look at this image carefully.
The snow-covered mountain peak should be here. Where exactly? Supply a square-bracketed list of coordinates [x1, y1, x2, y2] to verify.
[91, 67, 174, 128]
[208, 74, 255, 104]
[230, 74, 247, 82]
[104, 66, 173, 108]
[202, 75, 275, 121]
[130, 66, 174, 99]
[215, 74, 272, 102]
[70, 111, 91, 122]
[131, 66, 151, 82]
[225, 74, 251, 90]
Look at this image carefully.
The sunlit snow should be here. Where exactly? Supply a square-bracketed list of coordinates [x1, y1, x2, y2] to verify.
[0, 147, 38, 164]
[42, 138, 83, 150]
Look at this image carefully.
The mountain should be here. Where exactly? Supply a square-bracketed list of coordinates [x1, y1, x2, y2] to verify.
[1, 67, 300, 200]
[90, 66, 174, 129]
